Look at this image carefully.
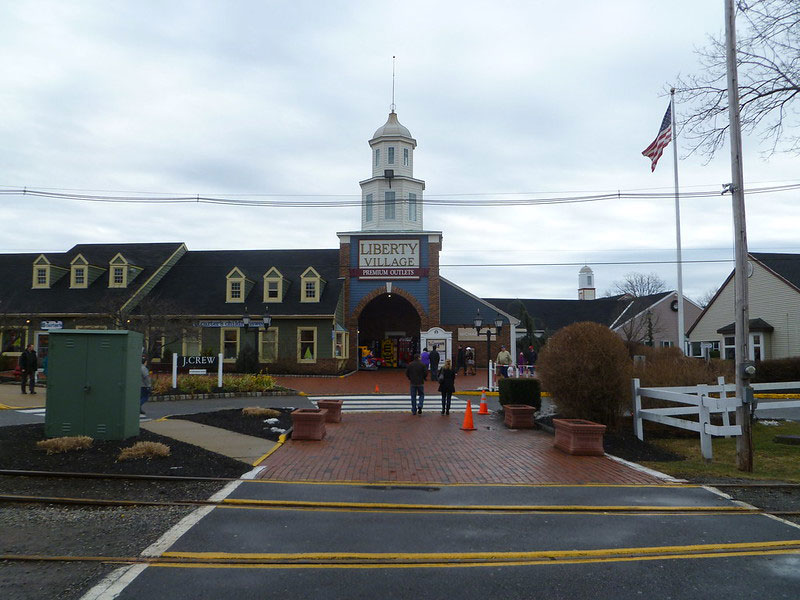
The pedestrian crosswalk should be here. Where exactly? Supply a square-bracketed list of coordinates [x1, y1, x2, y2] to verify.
[310, 395, 468, 413]
[13, 408, 151, 421]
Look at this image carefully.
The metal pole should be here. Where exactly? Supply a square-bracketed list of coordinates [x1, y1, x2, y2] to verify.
[724, 0, 753, 471]
[486, 330, 491, 391]
[670, 89, 686, 354]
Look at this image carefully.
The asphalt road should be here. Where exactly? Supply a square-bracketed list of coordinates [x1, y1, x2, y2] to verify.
[107, 481, 800, 600]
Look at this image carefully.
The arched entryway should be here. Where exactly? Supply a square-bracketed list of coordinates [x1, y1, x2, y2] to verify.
[357, 293, 421, 367]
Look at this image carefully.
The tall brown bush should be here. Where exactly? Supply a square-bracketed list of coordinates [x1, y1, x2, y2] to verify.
[537, 322, 631, 430]
[633, 346, 732, 387]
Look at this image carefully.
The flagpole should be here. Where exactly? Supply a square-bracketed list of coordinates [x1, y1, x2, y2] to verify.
[670, 88, 686, 354]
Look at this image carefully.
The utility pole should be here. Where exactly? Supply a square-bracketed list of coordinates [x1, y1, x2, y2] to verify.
[724, 0, 753, 471]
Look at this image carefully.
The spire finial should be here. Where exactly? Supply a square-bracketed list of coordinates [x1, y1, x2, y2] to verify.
[390, 56, 396, 113]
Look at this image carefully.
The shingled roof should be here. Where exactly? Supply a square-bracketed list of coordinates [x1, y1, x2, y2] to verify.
[143, 248, 342, 316]
[751, 253, 800, 291]
[0, 243, 185, 315]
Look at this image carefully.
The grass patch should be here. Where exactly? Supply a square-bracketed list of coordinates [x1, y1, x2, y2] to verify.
[641, 420, 800, 482]
[117, 441, 171, 461]
[241, 407, 281, 418]
[36, 436, 93, 454]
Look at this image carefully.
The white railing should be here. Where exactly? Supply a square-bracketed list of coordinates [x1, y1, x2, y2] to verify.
[488, 361, 536, 391]
[632, 377, 800, 461]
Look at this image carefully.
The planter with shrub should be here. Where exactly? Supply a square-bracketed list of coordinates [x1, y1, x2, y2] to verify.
[497, 378, 541, 410]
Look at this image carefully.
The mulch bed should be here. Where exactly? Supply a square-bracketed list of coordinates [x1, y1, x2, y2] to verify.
[0, 423, 249, 478]
[170, 407, 294, 441]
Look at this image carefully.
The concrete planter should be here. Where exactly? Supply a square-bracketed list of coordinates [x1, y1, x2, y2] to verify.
[553, 419, 606, 456]
[316, 399, 343, 423]
[291, 408, 328, 440]
[503, 404, 536, 429]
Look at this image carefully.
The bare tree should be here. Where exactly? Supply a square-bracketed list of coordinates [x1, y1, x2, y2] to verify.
[605, 272, 667, 297]
[695, 287, 719, 308]
[677, 0, 800, 157]
[617, 309, 664, 349]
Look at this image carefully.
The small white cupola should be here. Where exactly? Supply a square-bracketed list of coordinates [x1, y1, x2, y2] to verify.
[360, 110, 425, 232]
[578, 265, 596, 300]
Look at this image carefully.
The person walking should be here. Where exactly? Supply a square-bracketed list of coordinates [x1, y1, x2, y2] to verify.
[438, 359, 456, 415]
[456, 345, 466, 375]
[429, 345, 440, 381]
[405, 353, 427, 415]
[466, 347, 476, 376]
[140, 358, 152, 415]
[19, 344, 37, 394]
[528, 345, 538, 376]
[496, 345, 512, 378]
[420, 348, 430, 380]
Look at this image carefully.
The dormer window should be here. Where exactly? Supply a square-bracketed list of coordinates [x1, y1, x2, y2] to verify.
[263, 267, 286, 303]
[300, 266, 324, 303]
[388, 147, 395, 164]
[70, 255, 89, 288]
[32, 255, 66, 289]
[226, 267, 251, 303]
[108, 253, 140, 288]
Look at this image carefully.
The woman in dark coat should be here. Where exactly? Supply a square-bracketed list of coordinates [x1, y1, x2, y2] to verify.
[438, 359, 457, 415]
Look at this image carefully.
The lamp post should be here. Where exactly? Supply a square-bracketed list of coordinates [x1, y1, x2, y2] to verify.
[474, 310, 504, 389]
[242, 306, 272, 353]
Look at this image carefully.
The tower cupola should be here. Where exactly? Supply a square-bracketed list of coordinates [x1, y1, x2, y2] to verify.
[578, 265, 596, 300]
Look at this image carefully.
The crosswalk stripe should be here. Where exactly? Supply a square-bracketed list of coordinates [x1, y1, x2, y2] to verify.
[311, 396, 467, 413]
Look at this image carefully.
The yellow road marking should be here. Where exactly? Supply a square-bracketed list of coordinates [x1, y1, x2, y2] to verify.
[220, 498, 751, 513]
[252, 433, 288, 466]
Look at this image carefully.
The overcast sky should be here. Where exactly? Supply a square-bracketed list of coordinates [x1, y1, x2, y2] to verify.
[2, 1, 798, 301]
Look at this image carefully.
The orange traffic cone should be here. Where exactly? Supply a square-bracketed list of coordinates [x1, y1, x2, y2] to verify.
[374, 384, 380, 393]
[460, 400, 476, 431]
[477, 390, 489, 415]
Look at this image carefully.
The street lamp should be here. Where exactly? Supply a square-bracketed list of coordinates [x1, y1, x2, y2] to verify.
[242, 306, 271, 351]
[474, 310, 504, 388]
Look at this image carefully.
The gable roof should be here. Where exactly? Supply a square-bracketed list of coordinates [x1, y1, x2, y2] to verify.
[687, 252, 800, 336]
[439, 278, 519, 326]
[485, 292, 672, 333]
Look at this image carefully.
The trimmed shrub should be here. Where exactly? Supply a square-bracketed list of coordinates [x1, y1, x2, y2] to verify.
[151, 373, 275, 395]
[117, 441, 171, 461]
[242, 406, 281, 418]
[37, 436, 93, 454]
[633, 346, 733, 387]
[537, 321, 631, 430]
[752, 357, 800, 383]
[498, 378, 541, 409]
[235, 345, 260, 374]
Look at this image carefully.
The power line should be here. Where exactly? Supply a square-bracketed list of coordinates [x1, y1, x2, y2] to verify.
[0, 182, 799, 208]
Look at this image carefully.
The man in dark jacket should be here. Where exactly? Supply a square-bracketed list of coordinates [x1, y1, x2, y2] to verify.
[428, 345, 440, 381]
[19, 344, 38, 394]
[456, 345, 466, 375]
[405, 354, 427, 415]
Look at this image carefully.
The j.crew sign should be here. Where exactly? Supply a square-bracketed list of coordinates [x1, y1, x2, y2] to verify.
[177, 355, 219, 369]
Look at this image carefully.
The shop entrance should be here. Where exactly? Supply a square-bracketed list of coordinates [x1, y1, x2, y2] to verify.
[358, 293, 421, 368]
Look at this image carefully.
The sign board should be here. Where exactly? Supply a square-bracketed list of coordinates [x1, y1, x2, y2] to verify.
[195, 320, 262, 328]
[40, 320, 63, 330]
[188, 369, 207, 375]
[457, 327, 498, 342]
[176, 355, 219, 370]
[355, 239, 421, 279]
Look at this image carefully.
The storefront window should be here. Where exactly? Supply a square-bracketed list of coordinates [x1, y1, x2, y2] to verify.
[222, 328, 239, 360]
[260, 327, 278, 362]
[1, 329, 25, 354]
[298, 328, 316, 363]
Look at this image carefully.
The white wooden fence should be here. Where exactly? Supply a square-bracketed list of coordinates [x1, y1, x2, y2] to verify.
[632, 377, 800, 461]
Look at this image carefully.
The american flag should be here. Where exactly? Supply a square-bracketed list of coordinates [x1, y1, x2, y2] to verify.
[642, 103, 672, 172]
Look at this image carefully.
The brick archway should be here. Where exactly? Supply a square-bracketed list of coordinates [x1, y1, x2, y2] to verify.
[351, 285, 428, 326]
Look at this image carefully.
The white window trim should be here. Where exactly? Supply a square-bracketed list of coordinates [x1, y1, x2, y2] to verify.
[263, 267, 285, 303]
[388, 146, 394, 165]
[220, 327, 240, 362]
[408, 193, 417, 221]
[300, 267, 322, 303]
[365, 193, 373, 222]
[226, 268, 247, 303]
[334, 331, 349, 359]
[403, 148, 409, 166]
[297, 327, 317, 363]
[259, 326, 279, 363]
[385, 191, 395, 220]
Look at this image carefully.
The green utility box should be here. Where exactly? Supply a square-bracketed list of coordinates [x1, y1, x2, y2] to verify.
[45, 330, 143, 440]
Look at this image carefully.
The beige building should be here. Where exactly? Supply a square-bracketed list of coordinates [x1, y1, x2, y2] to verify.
[687, 253, 800, 360]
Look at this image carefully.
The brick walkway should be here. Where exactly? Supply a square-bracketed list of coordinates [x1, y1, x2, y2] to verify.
[273, 369, 494, 395]
[258, 412, 663, 485]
